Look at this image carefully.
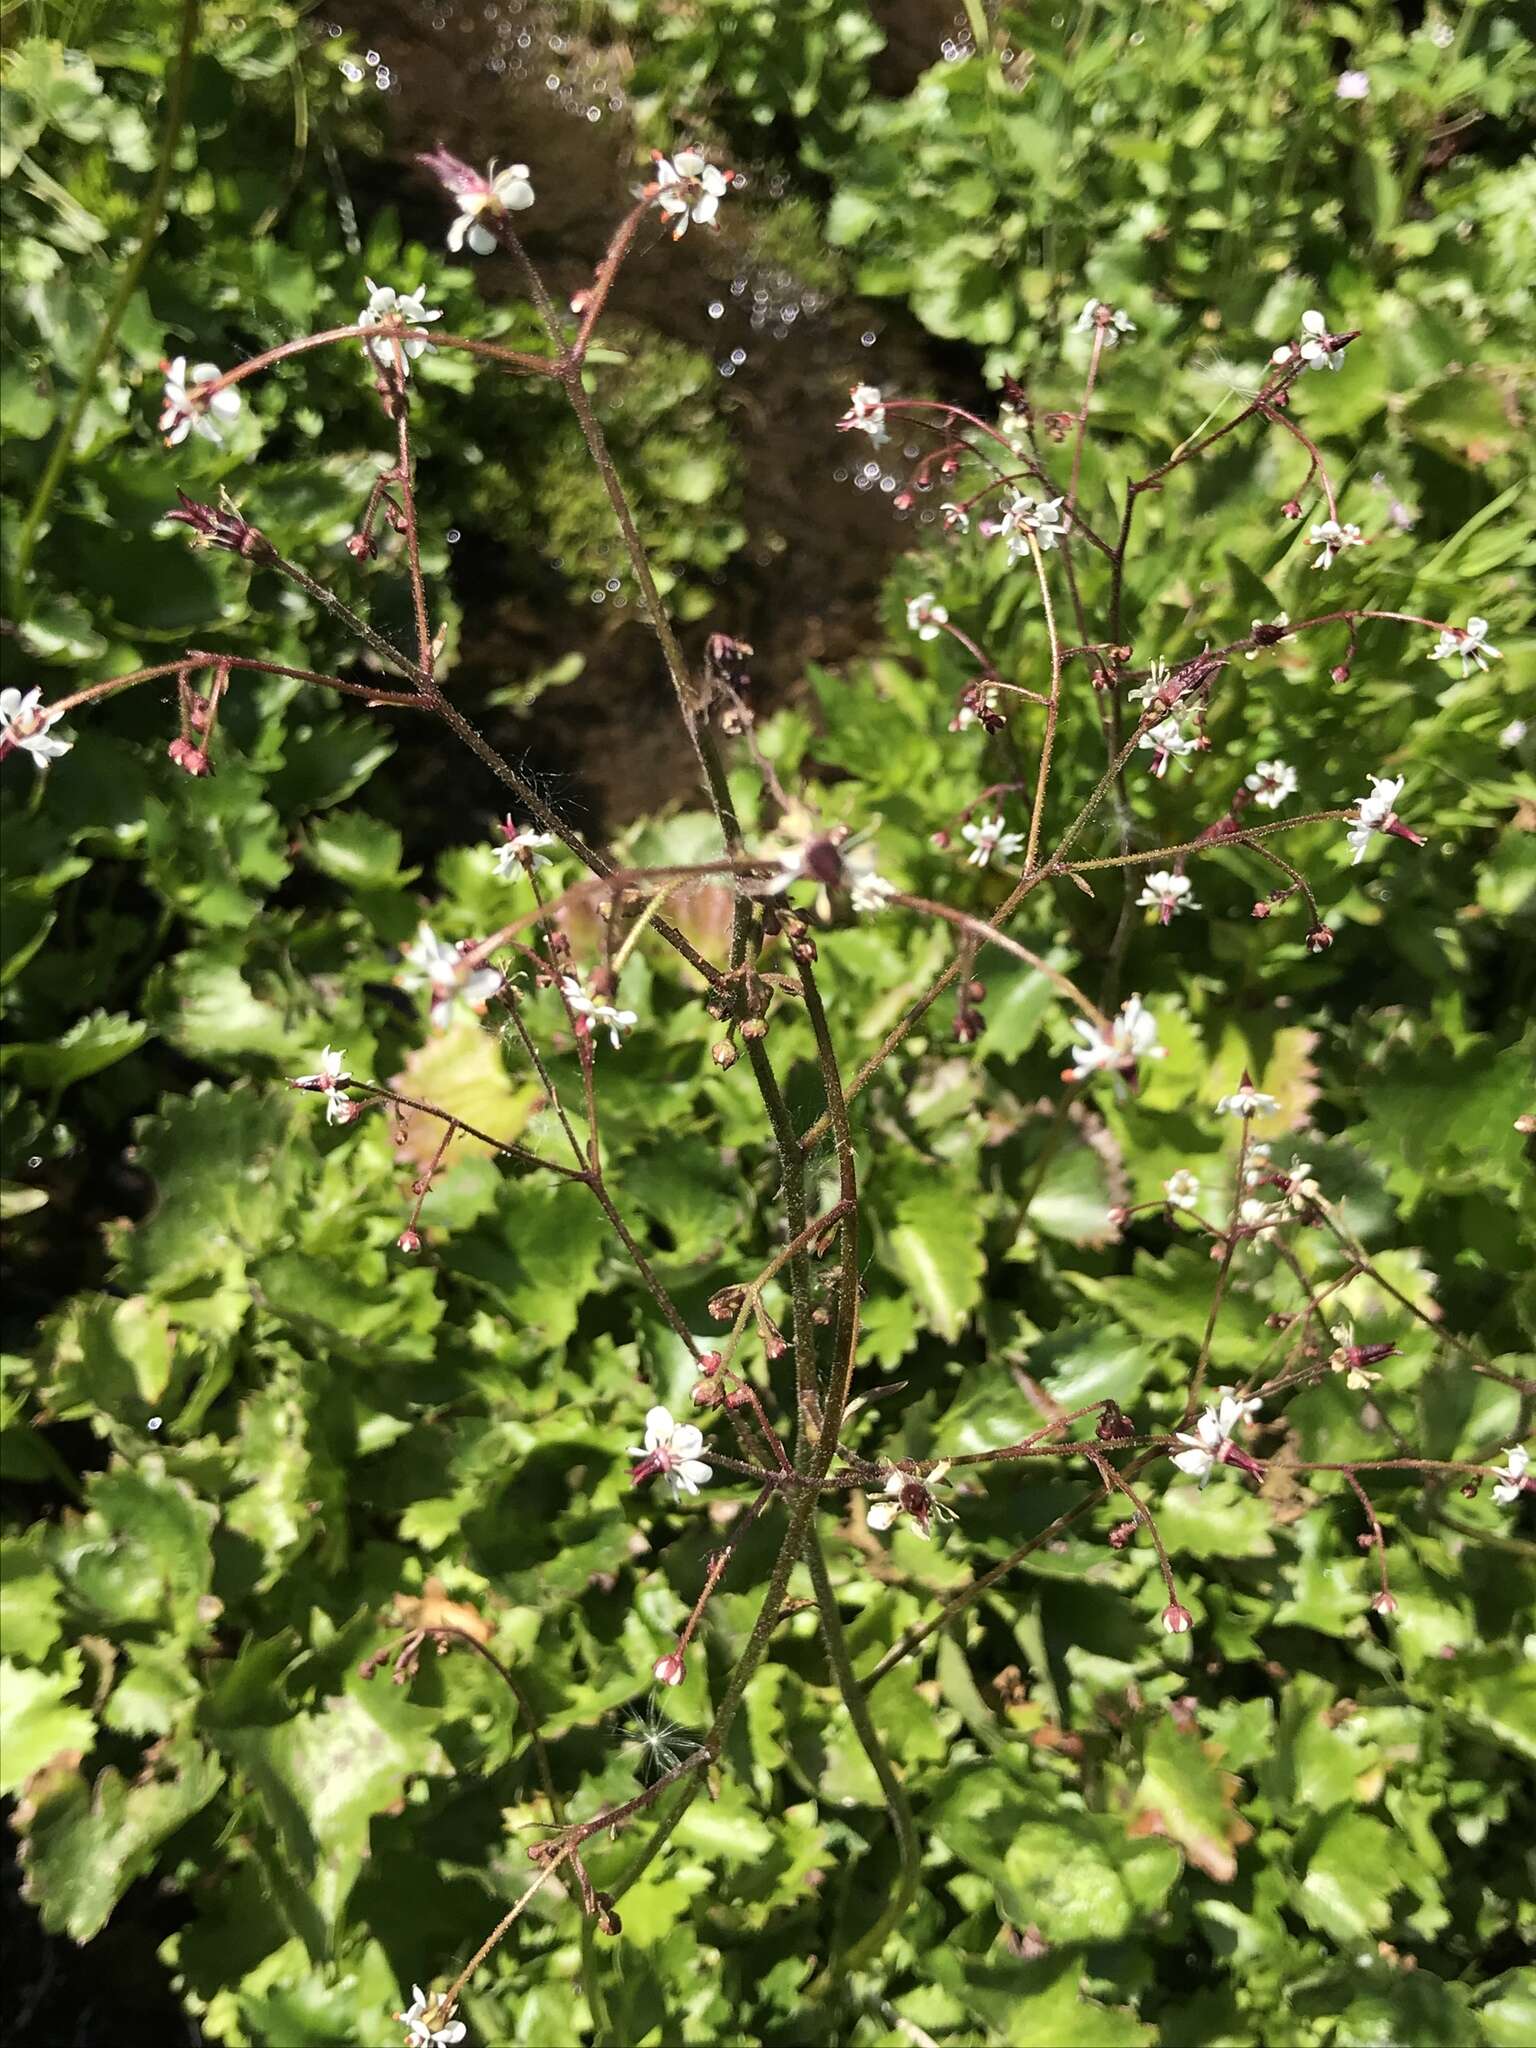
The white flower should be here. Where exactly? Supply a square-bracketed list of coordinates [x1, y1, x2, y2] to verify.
[867, 1463, 954, 1540]
[397, 1985, 467, 2048]
[1336, 70, 1371, 100]
[961, 814, 1025, 868]
[997, 402, 1030, 453]
[998, 490, 1070, 558]
[1244, 1141, 1273, 1187]
[1171, 1389, 1262, 1485]
[1282, 1157, 1321, 1212]
[1164, 1169, 1201, 1211]
[561, 974, 638, 1050]
[1245, 612, 1290, 660]
[1068, 994, 1166, 1080]
[1500, 720, 1527, 749]
[940, 502, 970, 533]
[652, 149, 731, 238]
[1346, 772, 1409, 864]
[845, 843, 898, 914]
[0, 687, 73, 770]
[906, 592, 949, 641]
[399, 923, 503, 1030]
[629, 1405, 712, 1499]
[1138, 716, 1198, 778]
[1074, 298, 1136, 345]
[1427, 617, 1500, 675]
[1238, 1196, 1277, 1234]
[159, 357, 242, 448]
[1245, 758, 1298, 810]
[445, 159, 535, 253]
[492, 822, 556, 877]
[292, 1046, 355, 1124]
[1217, 1080, 1279, 1118]
[1136, 870, 1199, 919]
[359, 280, 442, 373]
[1490, 1444, 1530, 1507]
[839, 383, 887, 444]
[1307, 518, 1363, 570]
[1127, 658, 1176, 709]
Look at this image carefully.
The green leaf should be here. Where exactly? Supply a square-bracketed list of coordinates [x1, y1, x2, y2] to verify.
[0, 1655, 95, 1793]
[882, 1179, 985, 1341]
[1128, 1715, 1253, 1882]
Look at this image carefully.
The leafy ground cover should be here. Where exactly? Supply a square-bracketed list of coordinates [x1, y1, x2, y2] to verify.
[2, 4, 1533, 2044]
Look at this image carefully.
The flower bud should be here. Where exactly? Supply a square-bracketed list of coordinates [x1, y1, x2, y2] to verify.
[653, 1650, 686, 1687]
[1331, 663, 1351, 684]
[396, 1227, 422, 1254]
[1305, 923, 1334, 953]
[711, 1040, 738, 1069]
[594, 1892, 622, 1937]
[1281, 498, 1302, 520]
[931, 828, 951, 850]
[739, 1016, 768, 1041]
[1369, 1591, 1398, 1616]
[345, 532, 378, 560]
[1161, 1602, 1194, 1636]
[167, 736, 212, 776]
[1251, 900, 1273, 919]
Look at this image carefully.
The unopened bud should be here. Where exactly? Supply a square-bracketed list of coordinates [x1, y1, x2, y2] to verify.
[739, 1016, 768, 1041]
[653, 1651, 686, 1687]
[167, 736, 211, 776]
[1161, 1602, 1194, 1636]
[345, 532, 378, 560]
[711, 1040, 738, 1069]
[396, 1227, 421, 1254]
[1251, 900, 1273, 919]
[1369, 1591, 1398, 1616]
[594, 1892, 622, 1937]
[1305, 923, 1334, 953]
[1108, 1520, 1138, 1550]
[893, 489, 914, 510]
[1281, 498, 1302, 520]
[1331, 663, 1351, 684]
[697, 1350, 722, 1377]
[931, 829, 951, 850]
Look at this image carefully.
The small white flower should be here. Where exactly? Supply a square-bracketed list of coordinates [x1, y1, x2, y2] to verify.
[867, 1462, 954, 1540]
[1346, 771, 1412, 864]
[1245, 758, 1298, 810]
[0, 687, 73, 770]
[906, 592, 949, 641]
[1127, 658, 1176, 709]
[1490, 1444, 1530, 1507]
[293, 1045, 354, 1126]
[446, 159, 535, 253]
[940, 502, 970, 533]
[652, 149, 731, 238]
[397, 1985, 467, 2048]
[1307, 518, 1364, 570]
[839, 382, 887, 444]
[1281, 1157, 1321, 1212]
[1138, 716, 1198, 778]
[399, 923, 504, 1030]
[1068, 994, 1166, 1081]
[1427, 617, 1500, 676]
[845, 843, 898, 914]
[961, 814, 1025, 868]
[1238, 1196, 1277, 1233]
[1164, 1169, 1201, 1211]
[159, 357, 242, 448]
[1244, 612, 1290, 660]
[998, 490, 1071, 558]
[359, 280, 443, 373]
[1074, 298, 1136, 345]
[492, 821, 556, 877]
[1336, 70, 1371, 100]
[1217, 1080, 1279, 1118]
[1500, 720, 1527, 749]
[629, 1405, 712, 1499]
[1244, 1141, 1272, 1188]
[1171, 1389, 1261, 1485]
[561, 974, 638, 1050]
[997, 402, 1030, 454]
[1136, 870, 1199, 919]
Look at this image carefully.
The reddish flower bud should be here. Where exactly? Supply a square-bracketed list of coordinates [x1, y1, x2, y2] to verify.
[1305, 923, 1334, 953]
[1281, 498, 1302, 520]
[396, 1227, 421, 1254]
[1331, 663, 1351, 684]
[346, 532, 378, 560]
[1370, 1591, 1398, 1616]
[653, 1651, 686, 1687]
[697, 1350, 723, 1376]
[711, 1040, 738, 1069]
[1161, 1602, 1194, 1636]
[167, 736, 212, 776]
[739, 1016, 768, 1041]
[931, 828, 951, 850]
[1251, 900, 1273, 919]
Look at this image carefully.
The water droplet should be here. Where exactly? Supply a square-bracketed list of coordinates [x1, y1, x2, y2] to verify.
[586, 105, 601, 122]
[729, 347, 746, 365]
[707, 300, 724, 319]
[590, 588, 606, 603]
[729, 277, 747, 297]
[148, 1415, 164, 1432]
[718, 362, 736, 378]
[860, 329, 877, 347]
[605, 577, 620, 591]
[546, 72, 559, 89]
[446, 528, 461, 543]
[365, 47, 379, 64]
[27, 1155, 42, 1170]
